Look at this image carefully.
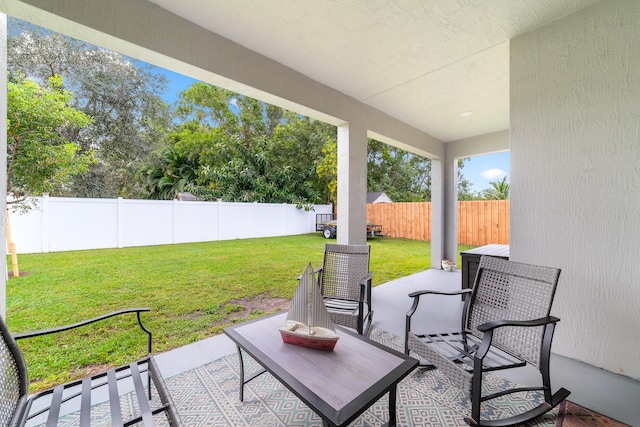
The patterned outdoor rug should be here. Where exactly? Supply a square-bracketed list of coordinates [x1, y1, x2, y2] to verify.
[50, 328, 627, 426]
[164, 328, 560, 426]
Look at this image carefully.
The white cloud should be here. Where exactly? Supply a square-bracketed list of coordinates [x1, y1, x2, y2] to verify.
[481, 168, 506, 180]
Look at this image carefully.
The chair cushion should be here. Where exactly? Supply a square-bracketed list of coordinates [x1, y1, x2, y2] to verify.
[323, 298, 364, 330]
[324, 298, 359, 313]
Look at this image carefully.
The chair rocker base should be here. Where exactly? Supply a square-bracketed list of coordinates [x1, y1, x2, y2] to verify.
[464, 387, 571, 427]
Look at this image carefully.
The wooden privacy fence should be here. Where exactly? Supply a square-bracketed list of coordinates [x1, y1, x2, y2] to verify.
[458, 200, 510, 245]
[367, 200, 510, 246]
[367, 202, 432, 241]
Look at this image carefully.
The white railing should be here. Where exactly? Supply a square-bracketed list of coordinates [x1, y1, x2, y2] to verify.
[8, 197, 332, 254]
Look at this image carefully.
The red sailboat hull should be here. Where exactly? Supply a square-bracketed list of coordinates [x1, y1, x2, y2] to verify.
[280, 329, 338, 351]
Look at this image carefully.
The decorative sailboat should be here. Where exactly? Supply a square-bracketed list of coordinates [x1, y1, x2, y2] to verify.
[279, 263, 339, 351]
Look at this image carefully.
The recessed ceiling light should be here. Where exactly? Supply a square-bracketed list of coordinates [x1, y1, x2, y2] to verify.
[461, 111, 473, 117]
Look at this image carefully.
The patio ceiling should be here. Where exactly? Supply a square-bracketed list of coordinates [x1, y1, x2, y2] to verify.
[148, 0, 601, 142]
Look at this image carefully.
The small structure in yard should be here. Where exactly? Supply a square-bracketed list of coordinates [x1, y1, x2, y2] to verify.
[175, 191, 199, 201]
[367, 192, 393, 204]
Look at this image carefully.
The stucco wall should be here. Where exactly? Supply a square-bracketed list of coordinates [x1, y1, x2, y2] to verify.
[510, 0, 640, 379]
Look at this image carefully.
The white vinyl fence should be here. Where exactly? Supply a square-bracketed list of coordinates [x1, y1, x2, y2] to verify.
[8, 197, 332, 254]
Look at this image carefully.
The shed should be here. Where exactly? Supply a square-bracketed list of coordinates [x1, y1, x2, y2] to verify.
[175, 192, 199, 201]
[367, 192, 393, 204]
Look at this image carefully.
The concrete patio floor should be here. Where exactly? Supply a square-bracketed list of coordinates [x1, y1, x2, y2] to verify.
[155, 268, 640, 426]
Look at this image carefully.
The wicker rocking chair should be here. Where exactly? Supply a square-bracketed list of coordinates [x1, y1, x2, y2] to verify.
[405, 256, 570, 426]
[316, 244, 373, 336]
[0, 309, 182, 426]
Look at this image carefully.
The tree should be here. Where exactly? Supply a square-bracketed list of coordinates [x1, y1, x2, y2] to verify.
[8, 19, 171, 198]
[137, 145, 199, 200]
[315, 138, 337, 205]
[7, 74, 94, 208]
[271, 112, 336, 204]
[142, 84, 333, 206]
[457, 158, 478, 200]
[367, 139, 431, 201]
[144, 82, 438, 206]
[480, 176, 509, 200]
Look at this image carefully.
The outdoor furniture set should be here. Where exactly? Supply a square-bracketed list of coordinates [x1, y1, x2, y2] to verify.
[0, 243, 569, 426]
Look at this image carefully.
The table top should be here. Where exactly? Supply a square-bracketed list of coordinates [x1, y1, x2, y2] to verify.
[461, 243, 509, 257]
[224, 312, 418, 426]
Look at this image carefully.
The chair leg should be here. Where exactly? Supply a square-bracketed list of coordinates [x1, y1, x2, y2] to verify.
[464, 356, 484, 425]
[469, 371, 482, 424]
[363, 311, 373, 337]
[541, 322, 555, 403]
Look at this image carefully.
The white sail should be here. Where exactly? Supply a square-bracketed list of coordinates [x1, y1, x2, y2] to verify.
[310, 267, 334, 331]
[286, 263, 312, 324]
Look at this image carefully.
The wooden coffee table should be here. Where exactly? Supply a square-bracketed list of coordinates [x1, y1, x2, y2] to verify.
[224, 312, 418, 427]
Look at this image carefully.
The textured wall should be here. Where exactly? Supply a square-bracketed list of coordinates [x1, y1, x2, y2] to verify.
[510, 0, 640, 379]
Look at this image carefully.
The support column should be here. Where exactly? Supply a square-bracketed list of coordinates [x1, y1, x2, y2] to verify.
[336, 123, 367, 245]
[430, 158, 444, 267]
[443, 151, 459, 262]
[432, 149, 459, 269]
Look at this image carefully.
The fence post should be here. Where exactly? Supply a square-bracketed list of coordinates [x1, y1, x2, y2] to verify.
[217, 199, 223, 241]
[41, 195, 49, 253]
[6, 209, 19, 276]
[117, 197, 124, 248]
[253, 202, 258, 238]
[283, 203, 289, 235]
[173, 199, 178, 244]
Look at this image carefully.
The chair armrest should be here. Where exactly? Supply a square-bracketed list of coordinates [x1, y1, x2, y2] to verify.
[13, 308, 153, 353]
[474, 316, 561, 363]
[358, 272, 373, 287]
[406, 289, 472, 321]
[357, 272, 373, 303]
[476, 316, 560, 332]
[408, 289, 472, 298]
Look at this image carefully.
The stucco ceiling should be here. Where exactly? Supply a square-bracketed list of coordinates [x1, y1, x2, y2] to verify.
[148, 0, 600, 142]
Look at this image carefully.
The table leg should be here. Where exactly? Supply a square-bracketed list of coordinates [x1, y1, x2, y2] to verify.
[236, 345, 267, 402]
[237, 345, 245, 402]
[388, 384, 397, 427]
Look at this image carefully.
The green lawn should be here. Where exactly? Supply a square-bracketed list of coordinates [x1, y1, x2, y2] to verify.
[6, 234, 473, 391]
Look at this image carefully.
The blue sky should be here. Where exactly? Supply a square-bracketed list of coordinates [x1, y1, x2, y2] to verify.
[152, 67, 509, 193]
[461, 152, 510, 193]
